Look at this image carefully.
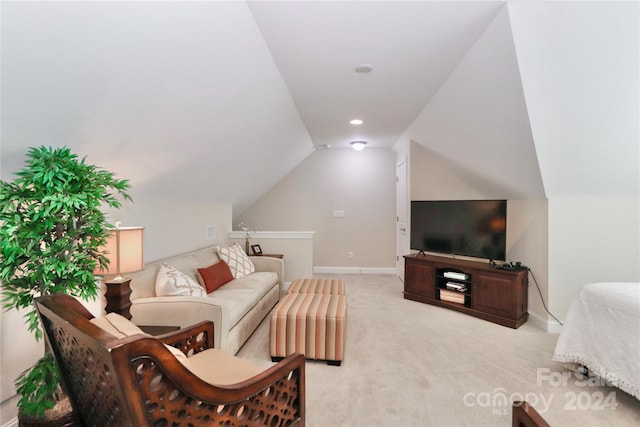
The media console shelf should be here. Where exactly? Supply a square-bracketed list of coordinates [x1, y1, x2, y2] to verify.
[404, 254, 528, 328]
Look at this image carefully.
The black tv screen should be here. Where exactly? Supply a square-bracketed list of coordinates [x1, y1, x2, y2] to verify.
[410, 200, 507, 261]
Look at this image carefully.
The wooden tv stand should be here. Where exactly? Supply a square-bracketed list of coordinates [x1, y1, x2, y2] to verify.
[403, 254, 528, 328]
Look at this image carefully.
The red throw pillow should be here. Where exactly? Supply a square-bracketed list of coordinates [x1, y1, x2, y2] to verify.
[197, 260, 234, 293]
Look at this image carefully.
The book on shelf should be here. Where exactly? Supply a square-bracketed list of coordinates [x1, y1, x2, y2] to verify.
[440, 289, 466, 304]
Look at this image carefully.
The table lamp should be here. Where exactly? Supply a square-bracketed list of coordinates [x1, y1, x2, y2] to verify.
[95, 224, 144, 319]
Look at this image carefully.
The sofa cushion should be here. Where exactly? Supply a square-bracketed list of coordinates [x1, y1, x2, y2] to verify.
[197, 260, 234, 293]
[218, 243, 255, 279]
[129, 249, 221, 300]
[186, 348, 263, 385]
[209, 272, 278, 329]
[156, 263, 206, 297]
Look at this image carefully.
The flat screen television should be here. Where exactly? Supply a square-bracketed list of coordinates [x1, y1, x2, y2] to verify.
[410, 200, 507, 261]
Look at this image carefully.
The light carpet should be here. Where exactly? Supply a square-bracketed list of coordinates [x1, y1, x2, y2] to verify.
[237, 274, 640, 427]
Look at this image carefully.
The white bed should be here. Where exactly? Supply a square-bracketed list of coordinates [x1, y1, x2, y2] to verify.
[553, 282, 640, 400]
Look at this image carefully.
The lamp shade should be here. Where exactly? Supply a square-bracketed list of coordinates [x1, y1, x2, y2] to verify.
[95, 226, 144, 278]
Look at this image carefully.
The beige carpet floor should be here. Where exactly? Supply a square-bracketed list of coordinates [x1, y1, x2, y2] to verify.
[237, 274, 640, 427]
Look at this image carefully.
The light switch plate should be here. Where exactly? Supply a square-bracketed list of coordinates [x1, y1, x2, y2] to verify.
[205, 225, 216, 240]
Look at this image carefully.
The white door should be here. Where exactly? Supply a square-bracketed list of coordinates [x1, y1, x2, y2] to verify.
[396, 159, 407, 280]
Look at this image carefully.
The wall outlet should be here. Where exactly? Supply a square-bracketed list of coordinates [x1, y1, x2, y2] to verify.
[348, 251, 354, 259]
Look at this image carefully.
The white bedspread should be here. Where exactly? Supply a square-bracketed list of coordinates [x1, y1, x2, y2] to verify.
[553, 282, 640, 400]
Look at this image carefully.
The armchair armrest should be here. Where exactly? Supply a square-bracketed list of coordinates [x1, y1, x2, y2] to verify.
[158, 320, 214, 356]
[512, 401, 550, 427]
[225, 353, 305, 406]
[116, 338, 305, 426]
[131, 296, 226, 349]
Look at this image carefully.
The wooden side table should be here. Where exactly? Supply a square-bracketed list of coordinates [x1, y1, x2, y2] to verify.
[139, 325, 180, 336]
[104, 278, 133, 320]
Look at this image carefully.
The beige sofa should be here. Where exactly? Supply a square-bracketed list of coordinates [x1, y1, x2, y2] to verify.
[127, 246, 283, 354]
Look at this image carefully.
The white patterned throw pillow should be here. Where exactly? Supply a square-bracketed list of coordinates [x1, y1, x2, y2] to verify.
[155, 263, 206, 297]
[218, 243, 255, 279]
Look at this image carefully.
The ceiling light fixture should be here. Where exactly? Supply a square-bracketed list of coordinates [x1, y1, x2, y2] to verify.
[350, 141, 367, 151]
[350, 119, 363, 125]
[355, 64, 373, 74]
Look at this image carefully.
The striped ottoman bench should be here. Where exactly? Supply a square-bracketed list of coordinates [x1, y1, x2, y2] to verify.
[270, 279, 347, 366]
[287, 277, 345, 295]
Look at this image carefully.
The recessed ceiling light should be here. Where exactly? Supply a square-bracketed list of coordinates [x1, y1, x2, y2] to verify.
[355, 64, 373, 74]
[350, 119, 363, 125]
[350, 141, 367, 151]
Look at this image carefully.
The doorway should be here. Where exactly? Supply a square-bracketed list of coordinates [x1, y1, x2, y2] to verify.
[396, 159, 407, 280]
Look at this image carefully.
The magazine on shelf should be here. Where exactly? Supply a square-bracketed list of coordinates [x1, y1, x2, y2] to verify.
[440, 289, 465, 304]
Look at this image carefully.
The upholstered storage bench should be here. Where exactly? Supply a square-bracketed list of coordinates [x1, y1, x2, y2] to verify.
[270, 278, 347, 365]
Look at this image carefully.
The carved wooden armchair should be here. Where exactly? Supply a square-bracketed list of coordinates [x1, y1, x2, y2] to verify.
[512, 401, 550, 427]
[35, 294, 305, 426]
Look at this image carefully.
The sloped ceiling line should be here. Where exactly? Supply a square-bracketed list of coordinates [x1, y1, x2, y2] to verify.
[402, 4, 546, 199]
[507, 1, 640, 197]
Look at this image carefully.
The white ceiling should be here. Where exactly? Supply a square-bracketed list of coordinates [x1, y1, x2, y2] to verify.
[508, 0, 639, 196]
[248, 1, 504, 149]
[1, 1, 637, 212]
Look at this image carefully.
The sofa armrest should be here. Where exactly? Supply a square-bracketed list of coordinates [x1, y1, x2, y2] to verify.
[131, 296, 226, 350]
[250, 256, 284, 289]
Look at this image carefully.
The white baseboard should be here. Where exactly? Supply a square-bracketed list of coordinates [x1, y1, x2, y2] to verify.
[308, 270, 563, 333]
[3, 418, 18, 427]
[527, 310, 563, 333]
[313, 266, 397, 275]
[546, 319, 563, 334]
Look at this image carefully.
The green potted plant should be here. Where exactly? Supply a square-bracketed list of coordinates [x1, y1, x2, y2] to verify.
[0, 146, 131, 424]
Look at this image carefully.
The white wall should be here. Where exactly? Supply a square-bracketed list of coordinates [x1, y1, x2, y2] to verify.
[1, 1, 313, 216]
[509, 1, 639, 197]
[0, 3, 303, 419]
[2, 1, 637, 421]
[0, 196, 232, 423]
[228, 231, 314, 283]
[406, 142, 550, 325]
[410, 142, 507, 199]
[507, 199, 549, 329]
[406, 4, 545, 200]
[235, 148, 397, 270]
[400, 1, 640, 331]
[1, 307, 41, 424]
[548, 196, 640, 321]
[509, 1, 639, 326]
[104, 195, 233, 263]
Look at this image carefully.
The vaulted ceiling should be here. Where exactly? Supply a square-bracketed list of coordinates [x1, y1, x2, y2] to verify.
[1, 1, 637, 213]
[248, 0, 504, 150]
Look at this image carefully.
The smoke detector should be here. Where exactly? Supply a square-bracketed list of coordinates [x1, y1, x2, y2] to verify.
[355, 64, 373, 74]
